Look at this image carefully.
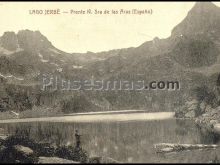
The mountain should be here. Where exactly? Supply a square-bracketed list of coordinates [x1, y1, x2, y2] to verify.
[171, 2, 220, 37]
[0, 30, 53, 55]
[0, 2, 220, 117]
[0, 30, 61, 78]
[82, 2, 220, 110]
[170, 2, 220, 68]
[84, 2, 220, 83]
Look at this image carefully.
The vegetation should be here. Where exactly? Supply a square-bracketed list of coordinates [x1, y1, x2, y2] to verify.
[193, 85, 218, 116]
[0, 135, 38, 163]
[56, 145, 88, 163]
[0, 133, 89, 163]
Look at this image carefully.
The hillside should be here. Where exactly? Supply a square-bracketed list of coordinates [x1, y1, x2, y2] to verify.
[0, 2, 220, 118]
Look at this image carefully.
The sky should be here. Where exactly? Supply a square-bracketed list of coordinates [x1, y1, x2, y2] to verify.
[0, 2, 220, 53]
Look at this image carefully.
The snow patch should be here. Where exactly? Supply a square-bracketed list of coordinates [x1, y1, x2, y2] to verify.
[0, 47, 23, 55]
[38, 53, 43, 58]
[49, 48, 61, 54]
[95, 58, 105, 61]
[13, 76, 24, 81]
[41, 59, 49, 63]
[57, 68, 63, 72]
[0, 73, 24, 81]
[50, 62, 59, 67]
[73, 65, 83, 69]
[38, 53, 49, 63]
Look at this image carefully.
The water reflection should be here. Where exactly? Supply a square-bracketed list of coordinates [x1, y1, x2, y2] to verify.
[0, 119, 219, 163]
[197, 126, 220, 144]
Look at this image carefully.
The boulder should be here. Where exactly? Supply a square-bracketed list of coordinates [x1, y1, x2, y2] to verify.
[0, 135, 8, 143]
[160, 147, 174, 153]
[154, 143, 218, 153]
[202, 113, 210, 117]
[186, 99, 198, 110]
[210, 120, 218, 125]
[213, 123, 220, 134]
[186, 99, 198, 106]
[89, 156, 120, 163]
[185, 110, 196, 118]
[200, 101, 207, 112]
[0, 145, 38, 163]
[13, 145, 34, 155]
[100, 156, 120, 163]
[209, 108, 218, 114]
[38, 157, 80, 164]
[13, 145, 34, 156]
[204, 105, 213, 112]
[89, 156, 101, 163]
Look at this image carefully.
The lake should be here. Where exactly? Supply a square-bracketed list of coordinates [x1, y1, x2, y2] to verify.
[0, 112, 219, 163]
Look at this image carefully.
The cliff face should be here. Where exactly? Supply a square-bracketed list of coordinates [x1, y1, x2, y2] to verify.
[0, 30, 52, 52]
[174, 73, 220, 136]
[0, 32, 18, 51]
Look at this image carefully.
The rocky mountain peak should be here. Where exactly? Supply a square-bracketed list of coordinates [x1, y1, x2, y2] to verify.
[17, 30, 52, 52]
[0, 31, 18, 51]
[193, 2, 218, 11]
[0, 30, 53, 53]
[171, 2, 220, 37]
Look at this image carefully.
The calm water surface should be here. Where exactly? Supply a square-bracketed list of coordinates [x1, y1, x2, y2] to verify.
[0, 112, 219, 163]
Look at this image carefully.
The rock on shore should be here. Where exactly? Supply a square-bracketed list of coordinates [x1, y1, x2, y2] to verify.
[38, 157, 80, 164]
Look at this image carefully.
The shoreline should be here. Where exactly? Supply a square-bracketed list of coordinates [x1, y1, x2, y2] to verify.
[0, 111, 175, 124]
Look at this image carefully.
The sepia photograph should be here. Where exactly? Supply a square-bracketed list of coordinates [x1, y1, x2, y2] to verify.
[0, 1, 220, 163]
